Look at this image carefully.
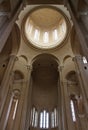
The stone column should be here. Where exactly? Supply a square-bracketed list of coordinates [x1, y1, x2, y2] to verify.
[58, 66, 67, 130]
[24, 75, 33, 130]
[59, 66, 75, 130]
[73, 55, 88, 115]
[0, 54, 17, 118]
[13, 65, 33, 130]
[0, 82, 15, 130]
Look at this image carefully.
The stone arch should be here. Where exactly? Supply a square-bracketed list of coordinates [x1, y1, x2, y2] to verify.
[18, 55, 28, 65]
[63, 55, 72, 64]
[31, 53, 60, 66]
[29, 53, 59, 129]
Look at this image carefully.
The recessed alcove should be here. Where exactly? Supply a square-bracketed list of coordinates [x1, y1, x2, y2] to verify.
[30, 54, 59, 129]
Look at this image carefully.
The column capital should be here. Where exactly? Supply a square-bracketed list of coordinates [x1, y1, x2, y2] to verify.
[10, 54, 18, 60]
[73, 55, 83, 61]
[58, 65, 64, 72]
[26, 64, 33, 71]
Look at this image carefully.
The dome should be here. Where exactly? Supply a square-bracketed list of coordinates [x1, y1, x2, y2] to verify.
[24, 7, 69, 49]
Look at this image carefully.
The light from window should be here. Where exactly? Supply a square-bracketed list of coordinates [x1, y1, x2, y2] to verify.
[70, 100, 76, 122]
[51, 108, 58, 128]
[40, 110, 49, 129]
[43, 110, 46, 128]
[5, 91, 20, 130]
[53, 29, 58, 40]
[51, 112, 54, 128]
[30, 109, 57, 128]
[43, 32, 49, 43]
[26, 22, 33, 34]
[83, 56, 87, 64]
[54, 108, 57, 126]
[12, 99, 18, 120]
[34, 111, 38, 127]
[34, 29, 40, 41]
[62, 23, 66, 33]
[40, 112, 43, 128]
[27, 23, 31, 32]
[46, 112, 49, 128]
[32, 107, 35, 126]
[30, 109, 33, 125]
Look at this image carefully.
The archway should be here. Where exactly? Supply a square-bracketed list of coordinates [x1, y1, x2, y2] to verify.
[28, 53, 60, 129]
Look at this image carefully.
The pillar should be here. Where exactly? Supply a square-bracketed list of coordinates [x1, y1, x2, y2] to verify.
[0, 54, 17, 119]
[58, 66, 67, 130]
[59, 66, 75, 130]
[13, 65, 33, 130]
[73, 55, 88, 115]
[23, 65, 33, 130]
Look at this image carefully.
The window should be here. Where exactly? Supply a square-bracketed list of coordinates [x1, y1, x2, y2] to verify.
[43, 32, 49, 43]
[40, 112, 43, 128]
[34, 111, 38, 127]
[40, 110, 49, 129]
[70, 100, 76, 122]
[61, 21, 66, 33]
[46, 112, 49, 128]
[32, 107, 35, 126]
[27, 23, 31, 33]
[34, 29, 40, 41]
[51, 108, 58, 128]
[43, 110, 46, 128]
[12, 99, 18, 120]
[30, 108, 58, 128]
[54, 108, 57, 126]
[5, 90, 20, 130]
[53, 29, 58, 40]
[26, 22, 33, 34]
[51, 112, 54, 128]
[30, 107, 38, 128]
[83, 56, 87, 64]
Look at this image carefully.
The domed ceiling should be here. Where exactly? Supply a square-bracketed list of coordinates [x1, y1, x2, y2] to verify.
[23, 7, 69, 49]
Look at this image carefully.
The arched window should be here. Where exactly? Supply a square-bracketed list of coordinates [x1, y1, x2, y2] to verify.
[70, 99, 76, 122]
[32, 107, 35, 126]
[51, 111, 54, 128]
[30, 107, 38, 128]
[26, 21, 33, 34]
[34, 111, 38, 127]
[53, 29, 58, 40]
[6, 90, 20, 130]
[34, 29, 40, 41]
[46, 112, 49, 128]
[51, 108, 58, 128]
[83, 56, 87, 64]
[40, 110, 49, 128]
[40, 112, 43, 128]
[30, 108, 58, 128]
[43, 32, 49, 43]
[26, 23, 31, 33]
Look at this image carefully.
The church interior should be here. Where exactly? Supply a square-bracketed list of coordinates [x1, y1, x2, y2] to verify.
[0, 0, 88, 130]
